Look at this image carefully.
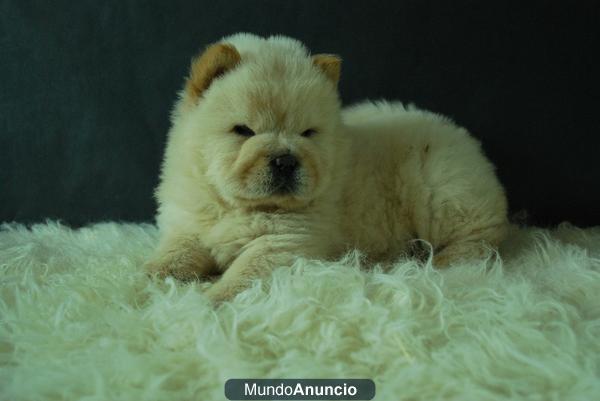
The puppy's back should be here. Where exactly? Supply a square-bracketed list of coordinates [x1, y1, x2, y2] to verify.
[340, 101, 507, 263]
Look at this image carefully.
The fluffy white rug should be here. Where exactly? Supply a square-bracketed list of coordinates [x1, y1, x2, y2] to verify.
[1, 222, 599, 401]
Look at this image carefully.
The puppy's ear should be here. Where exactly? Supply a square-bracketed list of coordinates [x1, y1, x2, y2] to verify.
[312, 54, 342, 85]
[185, 43, 241, 102]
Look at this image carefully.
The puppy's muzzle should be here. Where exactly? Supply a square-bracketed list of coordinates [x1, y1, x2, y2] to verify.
[269, 153, 299, 194]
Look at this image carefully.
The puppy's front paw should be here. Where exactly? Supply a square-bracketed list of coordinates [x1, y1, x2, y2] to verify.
[144, 258, 196, 282]
[145, 247, 216, 282]
[203, 280, 243, 305]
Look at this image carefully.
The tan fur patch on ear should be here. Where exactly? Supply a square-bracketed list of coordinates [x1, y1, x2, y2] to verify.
[312, 54, 341, 85]
[185, 43, 241, 101]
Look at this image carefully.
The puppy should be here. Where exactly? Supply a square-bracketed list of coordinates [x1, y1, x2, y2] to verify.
[146, 33, 508, 303]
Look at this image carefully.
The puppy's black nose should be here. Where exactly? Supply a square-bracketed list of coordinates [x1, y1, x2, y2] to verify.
[269, 154, 299, 193]
[270, 154, 299, 171]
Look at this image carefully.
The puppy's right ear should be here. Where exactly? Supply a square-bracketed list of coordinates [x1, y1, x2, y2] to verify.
[184, 43, 241, 102]
[312, 54, 341, 86]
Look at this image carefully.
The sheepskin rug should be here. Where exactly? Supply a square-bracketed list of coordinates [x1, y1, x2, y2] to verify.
[1, 222, 599, 401]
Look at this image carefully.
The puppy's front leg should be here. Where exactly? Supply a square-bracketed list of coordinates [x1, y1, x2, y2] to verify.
[204, 234, 326, 304]
[145, 234, 217, 282]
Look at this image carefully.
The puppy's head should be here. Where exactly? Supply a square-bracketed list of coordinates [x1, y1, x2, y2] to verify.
[176, 34, 344, 209]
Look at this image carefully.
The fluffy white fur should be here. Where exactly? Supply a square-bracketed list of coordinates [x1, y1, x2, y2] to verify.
[150, 34, 507, 302]
[1, 221, 600, 400]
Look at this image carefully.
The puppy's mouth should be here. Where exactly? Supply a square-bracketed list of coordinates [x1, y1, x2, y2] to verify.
[270, 174, 298, 195]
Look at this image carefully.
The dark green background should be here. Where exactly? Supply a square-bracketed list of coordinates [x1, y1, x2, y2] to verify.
[2, 0, 599, 227]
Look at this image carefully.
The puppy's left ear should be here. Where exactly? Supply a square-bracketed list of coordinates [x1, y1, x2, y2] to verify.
[312, 54, 342, 85]
[185, 43, 241, 102]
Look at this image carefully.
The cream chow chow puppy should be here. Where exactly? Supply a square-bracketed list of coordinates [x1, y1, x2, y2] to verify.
[146, 33, 508, 303]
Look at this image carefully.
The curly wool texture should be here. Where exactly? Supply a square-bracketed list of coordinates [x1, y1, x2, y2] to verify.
[1, 222, 599, 401]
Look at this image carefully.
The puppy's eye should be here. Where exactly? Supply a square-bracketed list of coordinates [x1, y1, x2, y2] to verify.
[301, 128, 317, 138]
[232, 124, 255, 137]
